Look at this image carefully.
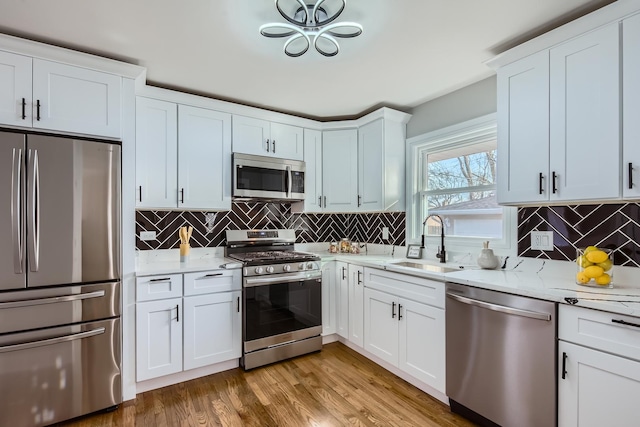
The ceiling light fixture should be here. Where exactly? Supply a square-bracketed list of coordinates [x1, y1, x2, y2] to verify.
[260, 0, 363, 57]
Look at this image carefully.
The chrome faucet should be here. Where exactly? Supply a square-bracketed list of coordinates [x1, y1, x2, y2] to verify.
[421, 214, 446, 263]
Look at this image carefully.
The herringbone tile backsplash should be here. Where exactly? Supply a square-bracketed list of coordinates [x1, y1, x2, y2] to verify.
[136, 202, 405, 250]
[518, 203, 640, 267]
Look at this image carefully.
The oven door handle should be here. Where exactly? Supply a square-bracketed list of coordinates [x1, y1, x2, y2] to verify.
[244, 271, 321, 287]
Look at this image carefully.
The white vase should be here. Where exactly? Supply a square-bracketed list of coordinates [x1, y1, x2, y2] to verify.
[477, 248, 499, 270]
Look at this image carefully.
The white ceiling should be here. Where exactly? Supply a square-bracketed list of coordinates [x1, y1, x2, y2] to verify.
[0, 0, 615, 120]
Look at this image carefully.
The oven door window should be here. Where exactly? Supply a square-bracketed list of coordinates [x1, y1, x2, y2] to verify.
[236, 166, 287, 192]
[244, 278, 321, 342]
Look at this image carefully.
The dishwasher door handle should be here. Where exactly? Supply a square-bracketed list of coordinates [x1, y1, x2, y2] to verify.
[446, 293, 551, 321]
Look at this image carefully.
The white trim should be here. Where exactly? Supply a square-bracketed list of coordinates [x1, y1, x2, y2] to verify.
[405, 113, 516, 257]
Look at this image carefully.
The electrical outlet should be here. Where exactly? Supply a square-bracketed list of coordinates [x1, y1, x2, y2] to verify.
[530, 231, 554, 251]
[140, 231, 156, 241]
[382, 227, 389, 240]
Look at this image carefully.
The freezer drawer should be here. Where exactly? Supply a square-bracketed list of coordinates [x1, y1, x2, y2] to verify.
[0, 281, 120, 334]
[0, 318, 121, 426]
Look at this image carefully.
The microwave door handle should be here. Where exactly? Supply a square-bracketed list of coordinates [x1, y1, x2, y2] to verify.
[286, 165, 292, 198]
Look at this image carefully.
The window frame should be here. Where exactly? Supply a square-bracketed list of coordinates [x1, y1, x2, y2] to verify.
[405, 113, 516, 255]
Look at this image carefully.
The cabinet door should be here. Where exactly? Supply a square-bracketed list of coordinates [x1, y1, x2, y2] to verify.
[183, 291, 241, 370]
[232, 115, 271, 157]
[32, 59, 121, 138]
[321, 262, 337, 335]
[0, 51, 32, 127]
[358, 119, 384, 210]
[178, 105, 232, 210]
[549, 23, 620, 201]
[135, 97, 178, 209]
[322, 129, 358, 212]
[336, 262, 349, 339]
[398, 298, 445, 392]
[348, 264, 364, 347]
[496, 50, 550, 204]
[303, 129, 323, 212]
[136, 298, 182, 381]
[558, 341, 640, 427]
[363, 288, 398, 365]
[623, 13, 640, 199]
[270, 122, 303, 160]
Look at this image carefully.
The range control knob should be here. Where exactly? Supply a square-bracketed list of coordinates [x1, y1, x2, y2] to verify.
[266, 266, 275, 273]
[306, 262, 314, 270]
[254, 267, 264, 274]
[298, 263, 306, 270]
[283, 265, 291, 272]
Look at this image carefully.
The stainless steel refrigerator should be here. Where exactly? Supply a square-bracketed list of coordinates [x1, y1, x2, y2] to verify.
[0, 130, 122, 426]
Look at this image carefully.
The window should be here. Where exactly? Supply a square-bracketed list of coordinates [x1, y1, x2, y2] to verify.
[406, 114, 515, 253]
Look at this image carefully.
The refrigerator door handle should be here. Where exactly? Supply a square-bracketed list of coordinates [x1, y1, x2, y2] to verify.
[27, 149, 40, 272]
[12, 148, 23, 274]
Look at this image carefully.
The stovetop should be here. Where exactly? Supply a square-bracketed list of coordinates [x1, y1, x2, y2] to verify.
[227, 250, 319, 265]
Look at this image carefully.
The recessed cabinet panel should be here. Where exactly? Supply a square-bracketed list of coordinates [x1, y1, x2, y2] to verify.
[322, 129, 358, 212]
[135, 97, 178, 209]
[348, 264, 364, 347]
[303, 128, 323, 213]
[358, 119, 384, 210]
[623, 13, 640, 198]
[363, 287, 398, 365]
[178, 105, 232, 210]
[270, 122, 303, 160]
[321, 262, 337, 336]
[549, 23, 620, 201]
[0, 50, 32, 127]
[336, 261, 349, 339]
[496, 51, 550, 204]
[232, 115, 271, 157]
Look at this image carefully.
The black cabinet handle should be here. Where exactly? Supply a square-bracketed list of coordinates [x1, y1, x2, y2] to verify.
[561, 352, 567, 379]
[357, 195, 362, 207]
[552, 171, 558, 194]
[342, 267, 346, 280]
[398, 304, 403, 320]
[149, 277, 171, 282]
[36, 100, 41, 121]
[392, 301, 396, 318]
[21, 98, 26, 120]
[237, 296, 240, 313]
[266, 139, 270, 152]
[175, 304, 180, 322]
[323, 196, 327, 208]
[539, 172, 544, 195]
[629, 163, 634, 190]
[272, 140, 276, 153]
[319, 196, 322, 206]
[612, 319, 640, 328]
[204, 273, 223, 278]
[139, 185, 142, 202]
[180, 188, 184, 204]
[357, 270, 362, 285]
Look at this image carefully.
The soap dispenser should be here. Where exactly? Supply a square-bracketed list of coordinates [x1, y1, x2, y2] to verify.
[477, 241, 499, 270]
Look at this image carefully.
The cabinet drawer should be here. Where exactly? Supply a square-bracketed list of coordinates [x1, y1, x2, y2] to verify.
[136, 274, 183, 302]
[183, 269, 241, 296]
[559, 305, 640, 361]
[364, 267, 445, 308]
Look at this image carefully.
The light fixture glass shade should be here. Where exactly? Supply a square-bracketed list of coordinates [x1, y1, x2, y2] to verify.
[260, 0, 363, 57]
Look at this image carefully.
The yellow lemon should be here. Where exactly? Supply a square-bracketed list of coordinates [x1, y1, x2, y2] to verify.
[583, 265, 604, 279]
[576, 255, 593, 268]
[583, 246, 599, 254]
[595, 273, 611, 286]
[576, 271, 590, 284]
[585, 250, 608, 264]
[597, 258, 613, 272]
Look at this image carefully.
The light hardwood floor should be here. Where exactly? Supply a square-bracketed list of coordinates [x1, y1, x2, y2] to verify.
[60, 342, 475, 427]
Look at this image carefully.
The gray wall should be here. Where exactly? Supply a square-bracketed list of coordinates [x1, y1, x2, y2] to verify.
[406, 75, 497, 138]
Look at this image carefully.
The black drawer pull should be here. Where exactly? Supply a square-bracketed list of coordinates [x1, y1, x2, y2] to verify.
[612, 319, 640, 328]
[21, 98, 26, 120]
[562, 352, 567, 379]
[204, 273, 224, 278]
[149, 277, 171, 282]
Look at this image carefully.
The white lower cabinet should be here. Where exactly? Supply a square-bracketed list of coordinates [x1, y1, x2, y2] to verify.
[136, 270, 242, 383]
[336, 261, 349, 339]
[136, 297, 182, 381]
[321, 262, 337, 335]
[183, 291, 241, 370]
[348, 264, 364, 347]
[558, 305, 640, 427]
[363, 267, 446, 393]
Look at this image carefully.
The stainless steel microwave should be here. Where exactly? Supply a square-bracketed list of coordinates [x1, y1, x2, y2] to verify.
[232, 153, 305, 201]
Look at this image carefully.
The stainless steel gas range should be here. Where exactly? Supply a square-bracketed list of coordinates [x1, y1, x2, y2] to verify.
[225, 229, 322, 370]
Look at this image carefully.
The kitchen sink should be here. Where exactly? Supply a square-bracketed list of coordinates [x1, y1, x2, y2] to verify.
[388, 261, 459, 273]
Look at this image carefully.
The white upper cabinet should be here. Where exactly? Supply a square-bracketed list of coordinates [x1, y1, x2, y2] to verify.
[358, 119, 384, 210]
[0, 53, 121, 138]
[178, 105, 232, 210]
[0, 50, 32, 127]
[303, 128, 323, 213]
[135, 97, 178, 209]
[322, 129, 359, 212]
[232, 115, 303, 160]
[496, 50, 550, 204]
[549, 23, 620, 202]
[623, 13, 640, 199]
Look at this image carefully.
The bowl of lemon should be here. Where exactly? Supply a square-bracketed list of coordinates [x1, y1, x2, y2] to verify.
[576, 246, 613, 288]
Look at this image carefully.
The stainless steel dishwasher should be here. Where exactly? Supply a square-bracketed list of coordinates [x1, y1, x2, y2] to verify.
[446, 282, 556, 427]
